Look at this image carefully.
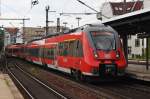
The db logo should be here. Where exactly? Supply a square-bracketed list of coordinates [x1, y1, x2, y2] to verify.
[63, 58, 68, 62]
[105, 54, 110, 58]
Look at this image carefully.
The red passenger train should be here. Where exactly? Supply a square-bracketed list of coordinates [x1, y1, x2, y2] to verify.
[5, 24, 127, 80]
[5, 43, 25, 58]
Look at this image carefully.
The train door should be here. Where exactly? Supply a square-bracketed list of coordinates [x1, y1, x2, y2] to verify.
[39, 46, 44, 65]
[74, 40, 83, 69]
[53, 44, 58, 67]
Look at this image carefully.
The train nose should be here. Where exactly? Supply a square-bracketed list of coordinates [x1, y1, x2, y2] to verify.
[99, 64, 117, 77]
[97, 50, 116, 60]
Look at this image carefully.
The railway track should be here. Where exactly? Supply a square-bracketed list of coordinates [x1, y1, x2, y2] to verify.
[86, 78, 150, 99]
[6, 58, 68, 99]
[11, 58, 150, 99]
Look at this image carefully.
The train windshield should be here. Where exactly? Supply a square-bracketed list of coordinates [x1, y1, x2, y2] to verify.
[91, 32, 116, 50]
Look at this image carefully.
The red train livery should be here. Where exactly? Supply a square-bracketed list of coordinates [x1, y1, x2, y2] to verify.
[5, 24, 127, 80]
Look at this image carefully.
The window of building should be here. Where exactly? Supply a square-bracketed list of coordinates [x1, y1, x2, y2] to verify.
[142, 39, 144, 46]
[115, 7, 118, 10]
[128, 46, 132, 54]
[127, 7, 131, 11]
[119, 7, 123, 10]
[142, 48, 145, 56]
[135, 39, 140, 47]
[128, 35, 131, 39]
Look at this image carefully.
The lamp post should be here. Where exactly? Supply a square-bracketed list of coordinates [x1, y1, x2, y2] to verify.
[76, 17, 81, 27]
[63, 22, 67, 28]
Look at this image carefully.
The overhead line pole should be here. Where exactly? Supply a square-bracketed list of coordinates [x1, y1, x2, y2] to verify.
[45, 5, 56, 36]
[45, 5, 49, 36]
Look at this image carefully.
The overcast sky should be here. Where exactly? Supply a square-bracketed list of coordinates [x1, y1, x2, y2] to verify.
[0, 0, 132, 28]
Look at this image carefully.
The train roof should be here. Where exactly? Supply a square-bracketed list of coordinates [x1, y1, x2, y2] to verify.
[27, 23, 113, 43]
[44, 23, 107, 37]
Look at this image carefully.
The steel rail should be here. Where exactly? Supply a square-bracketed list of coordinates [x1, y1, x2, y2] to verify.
[5, 60, 34, 99]
[14, 63, 68, 99]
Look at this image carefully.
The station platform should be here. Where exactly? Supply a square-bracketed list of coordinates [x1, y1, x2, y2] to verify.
[0, 73, 24, 99]
[126, 64, 150, 81]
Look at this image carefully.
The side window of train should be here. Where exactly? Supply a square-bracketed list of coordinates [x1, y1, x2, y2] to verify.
[70, 40, 78, 57]
[32, 48, 35, 56]
[76, 40, 83, 57]
[50, 48, 54, 59]
[58, 42, 71, 56]
[39, 47, 44, 58]
[63, 42, 69, 56]
[48, 48, 54, 59]
[37, 48, 40, 57]
[29, 48, 32, 55]
[69, 41, 75, 56]
[45, 48, 54, 59]
[58, 42, 63, 56]
[31, 48, 39, 57]
[45, 48, 49, 58]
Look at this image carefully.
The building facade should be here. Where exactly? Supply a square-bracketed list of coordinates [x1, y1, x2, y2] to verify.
[21, 26, 67, 43]
[21, 27, 45, 43]
[4, 27, 19, 45]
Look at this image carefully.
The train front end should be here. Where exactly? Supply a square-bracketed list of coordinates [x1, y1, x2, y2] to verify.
[82, 24, 127, 78]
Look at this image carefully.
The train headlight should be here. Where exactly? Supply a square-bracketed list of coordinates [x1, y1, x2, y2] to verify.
[94, 51, 99, 59]
[116, 51, 120, 59]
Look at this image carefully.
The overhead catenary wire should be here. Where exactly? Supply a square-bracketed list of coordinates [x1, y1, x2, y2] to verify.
[75, 0, 110, 19]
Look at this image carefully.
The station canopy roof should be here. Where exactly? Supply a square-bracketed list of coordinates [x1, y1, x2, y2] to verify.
[101, 8, 150, 36]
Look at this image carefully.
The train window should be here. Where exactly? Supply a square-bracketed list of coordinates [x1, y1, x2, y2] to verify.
[49, 48, 54, 59]
[58, 42, 63, 56]
[75, 40, 83, 57]
[51, 49, 54, 59]
[58, 41, 83, 57]
[78, 40, 83, 57]
[68, 41, 75, 56]
[39, 47, 42, 58]
[58, 42, 69, 56]
[63, 42, 69, 56]
[29, 48, 39, 57]
[44, 48, 55, 59]
[91, 32, 115, 50]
